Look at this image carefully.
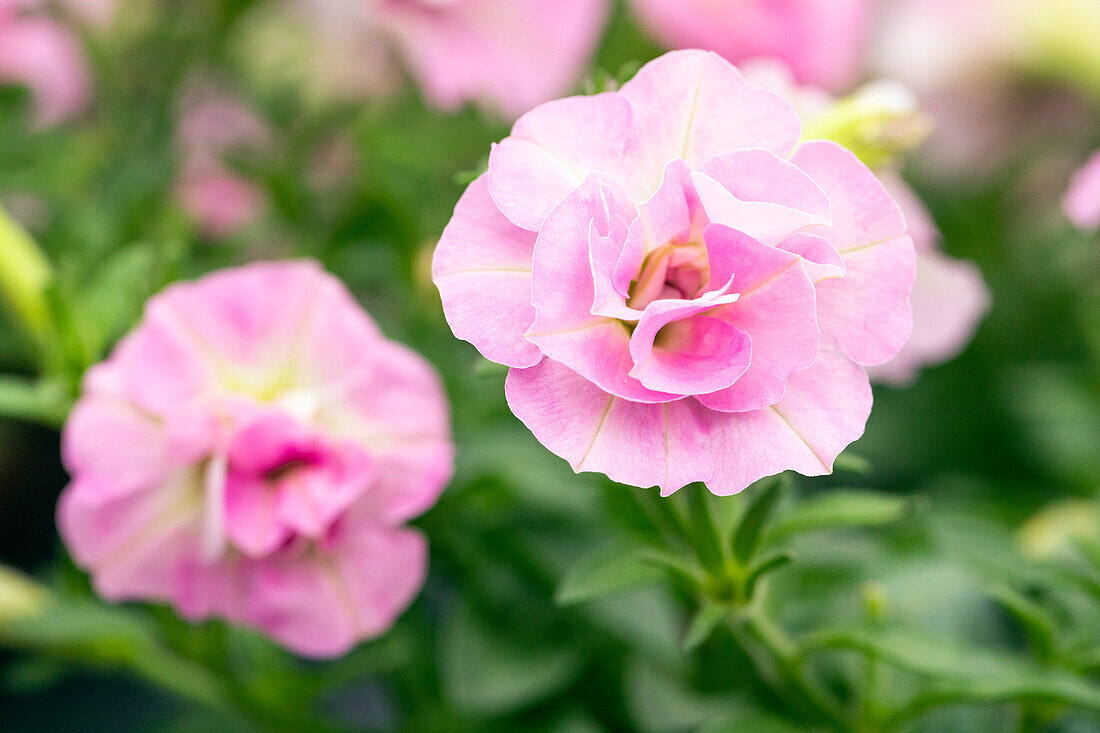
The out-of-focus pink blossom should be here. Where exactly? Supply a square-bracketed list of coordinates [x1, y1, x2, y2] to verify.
[868, 175, 990, 384]
[742, 61, 990, 384]
[434, 51, 916, 496]
[0, 3, 90, 125]
[1064, 150, 1100, 232]
[377, 0, 608, 117]
[628, 0, 871, 91]
[59, 261, 453, 658]
[176, 171, 266, 240]
[174, 89, 272, 238]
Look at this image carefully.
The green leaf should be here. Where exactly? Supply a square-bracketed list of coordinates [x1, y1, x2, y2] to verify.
[733, 476, 785, 563]
[555, 542, 663, 606]
[0, 376, 72, 427]
[743, 551, 796, 602]
[686, 484, 726, 575]
[803, 627, 1100, 714]
[986, 584, 1056, 660]
[440, 602, 585, 715]
[766, 490, 910, 543]
[640, 551, 705, 593]
[682, 603, 728, 652]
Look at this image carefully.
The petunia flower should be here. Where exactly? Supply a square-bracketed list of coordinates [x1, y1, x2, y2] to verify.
[433, 50, 916, 496]
[1064, 150, 1100, 232]
[628, 0, 872, 91]
[741, 60, 990, 385]
[58, 261, 453, 658]
[0, 0, 91, 126]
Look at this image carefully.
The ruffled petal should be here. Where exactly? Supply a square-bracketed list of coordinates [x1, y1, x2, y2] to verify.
[617, 50, 801, 196]
[432, 174, 541, 368]
[527, 175, 678, 403]
[791, 140, 915, 365]
[487, 92, 633, 230]
[696, 226, 821, 412]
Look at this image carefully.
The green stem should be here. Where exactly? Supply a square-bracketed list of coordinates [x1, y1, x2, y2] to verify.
[0, 206, 53, 350]
[732, 608, 853, 732]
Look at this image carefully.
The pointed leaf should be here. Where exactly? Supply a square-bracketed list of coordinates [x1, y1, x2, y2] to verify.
[682, 603, 729, 652]
[766, 490, 910, 543]
[733, 476, 785, 563]
[743, 551, 796, 601]
[556, 542, 664, 606]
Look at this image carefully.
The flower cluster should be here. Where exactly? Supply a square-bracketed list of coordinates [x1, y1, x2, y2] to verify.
[58, 262, 453, 657]
[435, 50, 917, 496]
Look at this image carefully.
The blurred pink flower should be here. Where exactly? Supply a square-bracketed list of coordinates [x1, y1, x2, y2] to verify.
[1064, 150, 1100, 232]
[59, 261, 453, 657]
[741, 61, 990, 385]
[434, 51, 915, 496]
[174, 89, 272, 238]
[0, 3, 90, 125]
[176, 171, 266, 240]
[377, 0, 609, 117]
[868, 175, 990, 384]
[628, 0, 871, 91]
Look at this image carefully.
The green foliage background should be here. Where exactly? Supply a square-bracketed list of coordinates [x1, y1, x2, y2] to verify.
[2, 1, 1100, 731]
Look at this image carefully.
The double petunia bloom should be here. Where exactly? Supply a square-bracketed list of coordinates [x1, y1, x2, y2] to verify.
[58, 262, 453, 657]
[434, 51, 917, 496]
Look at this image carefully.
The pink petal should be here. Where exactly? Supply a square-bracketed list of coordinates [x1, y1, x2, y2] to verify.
[274, 446, 374, 539]
[698, 149, 831, 221]
[505, 361, 713, 493]
[61, 400, 172, 502]
[869, 249, 990, 385]
[505, 349, 871, 495]
[379, 0, 608, 118]
[327, 522, 429, 638]
[1064, 150, 1100, 232]
[153, 260, 338, 378]
[0, 16, 90, 125]
[526, 176, 678, 403]
[629, 0, 871, 91]
[432, 174, 541, 368]
[488, 92, 633, 230]
[629, 295, 751, 395]
[319, 339, 453, 524]
[692, 170, 827, 247]
[617, 50, 801, 193]
[238, 549, 359, 658]
[696, 226, 820, 412]
[57, 477, 206, 603]
[225, 474, 289, 558]
[705, 350, 873, 495]
[791, 141, 915, 366]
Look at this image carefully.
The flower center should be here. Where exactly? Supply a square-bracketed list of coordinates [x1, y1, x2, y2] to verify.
[626, 240, 710, 311]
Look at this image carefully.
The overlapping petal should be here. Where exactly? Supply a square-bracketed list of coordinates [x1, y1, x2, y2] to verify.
[433, 175, 541, 368]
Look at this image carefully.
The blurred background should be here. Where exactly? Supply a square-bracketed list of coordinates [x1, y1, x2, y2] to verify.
[2, 1, 1100, 731]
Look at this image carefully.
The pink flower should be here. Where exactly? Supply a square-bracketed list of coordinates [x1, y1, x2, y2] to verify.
[58, 261, 453, 657]
[376, 0, 609, 117]
[628, 0, 871, 91]
[174, 89, 271, 238]
[740, 61, 990, 385]
[0, 3, 90, 125]
[433, 51, 916, 496]
[1064, 150, 1100, 232]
